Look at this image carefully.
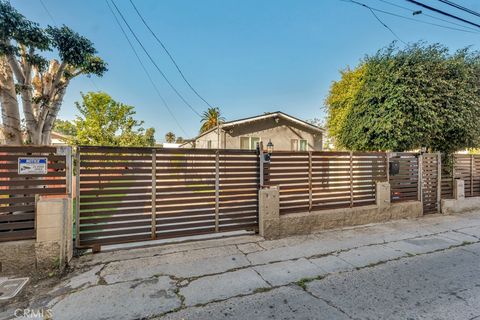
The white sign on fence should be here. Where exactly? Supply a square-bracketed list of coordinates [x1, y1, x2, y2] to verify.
[18, 157, 48, 175]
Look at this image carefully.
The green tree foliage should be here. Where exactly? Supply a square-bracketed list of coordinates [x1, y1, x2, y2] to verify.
[71, 92, 155, 146]
[200, 107, 225, 133]
[325, 65, 365, 141]
[325, 43, 480, 153]
[53, 119, 77, 136]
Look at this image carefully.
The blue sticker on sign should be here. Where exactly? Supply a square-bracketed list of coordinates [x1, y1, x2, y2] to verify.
[18, 157, 48, 174]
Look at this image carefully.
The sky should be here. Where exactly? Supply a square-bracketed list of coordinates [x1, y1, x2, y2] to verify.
[10, 0, 480, 142]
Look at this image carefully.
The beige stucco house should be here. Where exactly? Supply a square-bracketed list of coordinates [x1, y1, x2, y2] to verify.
[181, 111, 324, 151]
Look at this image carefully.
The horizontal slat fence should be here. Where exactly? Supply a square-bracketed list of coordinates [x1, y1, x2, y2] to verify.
[77, 146, 258, 248]
[264, 151, 387, 215]
[453, 154, 480, 197]
[0, 146, 67, 242]
[389, 153, 419, 203]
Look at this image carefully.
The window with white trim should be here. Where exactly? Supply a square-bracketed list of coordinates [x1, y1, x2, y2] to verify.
[240, 136, 260, 150]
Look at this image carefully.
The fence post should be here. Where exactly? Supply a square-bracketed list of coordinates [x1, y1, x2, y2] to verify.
[349, 151, 353, 208]
[386, 152, 390, 183]
[57, 146, 73, 196]
[437, 152, 441, 212]
[215, 150, 220, 232]
[151, 149, 157, 240]
[471, 154, 474, 197]
[258, 142, 264, 187]
[308, 151, 312, 211]
[75, 148, 81, 248]
[418, 153, 423, 203]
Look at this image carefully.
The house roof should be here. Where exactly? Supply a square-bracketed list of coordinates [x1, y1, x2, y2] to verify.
[181, 111, 325, 146]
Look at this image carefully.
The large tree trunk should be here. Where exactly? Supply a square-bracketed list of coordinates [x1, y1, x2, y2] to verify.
[0, 57, 22, 144]
[41, 87, 66, 145]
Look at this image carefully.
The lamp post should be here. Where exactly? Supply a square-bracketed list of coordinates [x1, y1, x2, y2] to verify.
[265, 140, 274, 162]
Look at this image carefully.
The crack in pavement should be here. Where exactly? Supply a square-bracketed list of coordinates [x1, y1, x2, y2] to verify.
[298, 284, 355, 319]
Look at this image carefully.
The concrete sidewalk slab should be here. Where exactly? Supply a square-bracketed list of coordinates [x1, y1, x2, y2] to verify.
[309, 255, 355, 274]
[253, 258, 325, 286]
[456, 226, 480, 238]
[438, 231, 478, 243]
[385, 235, 460, 255]
[180, 268, 269, 306]
[336, 244, 406, 268]
[101, 253, 250, 284]
[51, 277, 180, 320]
[160, 285, 350, 320]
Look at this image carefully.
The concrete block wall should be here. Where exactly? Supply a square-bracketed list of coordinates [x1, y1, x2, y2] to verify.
[441, 179, 480, 215]
[259, 181, 423, 240]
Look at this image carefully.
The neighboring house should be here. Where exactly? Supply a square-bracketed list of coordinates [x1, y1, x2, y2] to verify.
[50, 132, 70, 145]
[181, 111, 325, 151]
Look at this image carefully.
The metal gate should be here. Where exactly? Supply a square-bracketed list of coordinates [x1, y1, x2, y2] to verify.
[76, 146, 259, 250]
[421, 153, 441, 214]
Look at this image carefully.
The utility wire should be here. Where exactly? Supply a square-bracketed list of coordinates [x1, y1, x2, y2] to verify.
[369, 6, 407, 45]
[110, 0, 201, 117]
[105, 0, 188, 136]
[376, 0, 480, 33]
[39, 0, 57, 24]
[341, 0, 479, 34]
[341, 0, 406, 44]
[129, 0, 213, 108]
[405, 0, 480, 29]
[436, 0, 480, 19]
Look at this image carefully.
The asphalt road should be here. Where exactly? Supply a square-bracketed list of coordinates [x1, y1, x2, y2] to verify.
[161, 243, 480, 320]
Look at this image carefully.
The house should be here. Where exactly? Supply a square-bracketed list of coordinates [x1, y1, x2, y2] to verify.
[181, 111, 325, 151]
[50, 132, 70, 145]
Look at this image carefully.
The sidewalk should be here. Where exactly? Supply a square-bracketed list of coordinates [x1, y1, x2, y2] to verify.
[3, 211, 480, 320]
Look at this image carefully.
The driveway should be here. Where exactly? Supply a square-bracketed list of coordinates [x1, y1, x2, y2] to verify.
[3, 211, 480, 319]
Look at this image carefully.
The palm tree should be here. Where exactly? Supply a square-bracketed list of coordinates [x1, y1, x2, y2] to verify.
[165, 131, 176, 143]
[200, 107, 225, 133]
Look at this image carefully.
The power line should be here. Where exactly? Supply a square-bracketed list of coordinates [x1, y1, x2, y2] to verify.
[369, 6, 407, 45]
[405, 0, 480, 29]
[110, 0, 201, 117]
[129, 0, 213, 108]
[341, 0, 406, 44]
[105, 0, 188, 136]
[376, 0, 480, 33]
[341, 0, 480, 34]
[436, 0, 480, 18]
[39, 0, 57, 25]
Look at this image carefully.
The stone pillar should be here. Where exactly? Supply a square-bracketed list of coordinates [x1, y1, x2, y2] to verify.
[258, 186, 280, 239]
[35, 195, 73, 271]
[454, 179, 465, 200]
[376, 181, 391, 209]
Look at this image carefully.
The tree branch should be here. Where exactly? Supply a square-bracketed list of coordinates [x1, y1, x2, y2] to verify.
[2, 41, 25, 83]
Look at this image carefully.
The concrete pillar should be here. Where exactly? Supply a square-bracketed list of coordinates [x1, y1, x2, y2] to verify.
[258, 186, 280, 239]
[454, 179, 465, 200]
[35, 195, 73, 270]
[376, 181, 391, 209]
